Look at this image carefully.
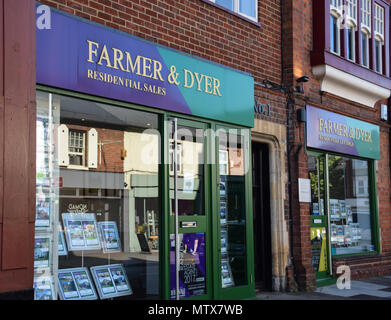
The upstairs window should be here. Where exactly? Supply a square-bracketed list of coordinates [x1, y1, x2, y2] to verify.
[330, 11, 341, 55]
[208, 0, 257, 21]
[331, 0, 342, 10]
[374, 3, 384, 36]
[346, 0, 358, 62]
[361, 30, 370, 68]
[361, 0, 371, 32]
[346, 24, 355, 61]
[374, 4, 384, 73]
[347, 0, 358, 21]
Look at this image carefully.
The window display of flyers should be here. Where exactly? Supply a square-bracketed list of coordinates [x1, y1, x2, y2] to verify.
[62, 213, 101, 251]
[221, 259, 234, 288]
[58, 222, 68, 256]
[58, 268, 97, 300]
[221, 229, 228, 254]
[220, 201, 227, 225]
[34, 276, 55, 300]
[90, 264, 133, 299]
[98, 221, 121, 253]
[34, 235, 50, 269]
[35, 201, 50, 228]
[219, 177, 227, 197]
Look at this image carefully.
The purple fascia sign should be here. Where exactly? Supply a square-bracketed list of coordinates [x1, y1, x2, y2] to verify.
[36, 5, 254, 127]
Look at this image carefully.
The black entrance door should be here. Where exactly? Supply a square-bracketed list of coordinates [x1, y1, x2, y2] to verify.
[252, 142, 272, 291]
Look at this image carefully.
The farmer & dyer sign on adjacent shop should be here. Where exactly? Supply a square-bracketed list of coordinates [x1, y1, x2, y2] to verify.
[306, 105, 380, 159]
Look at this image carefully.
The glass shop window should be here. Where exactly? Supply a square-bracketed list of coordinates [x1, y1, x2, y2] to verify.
[308, 155, 325, 216]
[34, 91, 160, 300]
[218, 130, 249, 288]
[328, 155, 375, 255]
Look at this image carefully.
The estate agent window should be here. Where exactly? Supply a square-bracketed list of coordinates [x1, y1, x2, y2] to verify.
[309, 153, 377, 256]
[34, 91, 160, 300]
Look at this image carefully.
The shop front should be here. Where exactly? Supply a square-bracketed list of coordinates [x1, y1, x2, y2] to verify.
[33, 8, 255, 300]
[305, 105, 380, 284]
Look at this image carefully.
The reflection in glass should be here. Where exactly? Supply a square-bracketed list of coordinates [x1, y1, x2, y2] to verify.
[35, 91, 160, 300]
[216, 0, 234, 11]
[219, 131, 247, 288]
[239, 0, 256, 18]
[308, 155, 325, 216]
[328, 155, 374, 255]
[169, 124, 204, 216]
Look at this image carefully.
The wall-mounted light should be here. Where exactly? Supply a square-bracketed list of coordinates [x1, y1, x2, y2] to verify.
[295, 76, 309, 94]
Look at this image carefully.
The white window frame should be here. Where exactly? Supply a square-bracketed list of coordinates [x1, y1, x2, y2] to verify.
[374, 3, 384, 39]
[330, 0, 342, 11]
[219, 149, 229, 175]
[361, 0, 372, 34]
[207, 0, 258, 22]
[346, 21, 356, 62]
[361, 29, 370, 68]
[330, 10, 341, 55]
[68, 129, 86, 168]
[374, 36, 383, 73]
[347, 0, 358, 22]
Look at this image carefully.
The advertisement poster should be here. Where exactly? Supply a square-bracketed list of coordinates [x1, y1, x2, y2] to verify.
[34, 276, 55, 300]
[34, 236, 50, 269]
[90, 264, 133, 299]
[310, 227, 327, 272]
[98, 221, 121, 253]
[221, 259, 235, 288]
[62, 213, 101, 251]
[221, 229, 228, 254]
[220, 201, 227, 225]
[35, 201, 50, 228]
[170, 233, 206, 299]
[58, 222, 68, 256]
[58, 268, 98, 300]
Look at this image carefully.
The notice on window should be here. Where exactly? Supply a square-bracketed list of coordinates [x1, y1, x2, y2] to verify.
[298, 178, 311, 203]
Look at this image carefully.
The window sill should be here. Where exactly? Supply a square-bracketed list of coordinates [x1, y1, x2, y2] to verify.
[312, 50, 391, 87]
[199, 0, 261, 28]
[332, 251, 380, 260]
[66, 165, 90, 171]
[311, 50, 391, 107]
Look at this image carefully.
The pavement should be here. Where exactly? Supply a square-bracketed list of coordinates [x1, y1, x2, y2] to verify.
[256, 275, 391, 300]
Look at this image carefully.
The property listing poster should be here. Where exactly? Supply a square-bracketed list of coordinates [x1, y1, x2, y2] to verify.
[58, 268, 97, 300]
[90, 264, 133, 299]
[98, 221, 121, 253]
[62, 213, 101, 251]
[170, 233, 206, 299]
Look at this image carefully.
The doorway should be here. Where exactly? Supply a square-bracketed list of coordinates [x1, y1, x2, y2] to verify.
[251, 142, 272, 291]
